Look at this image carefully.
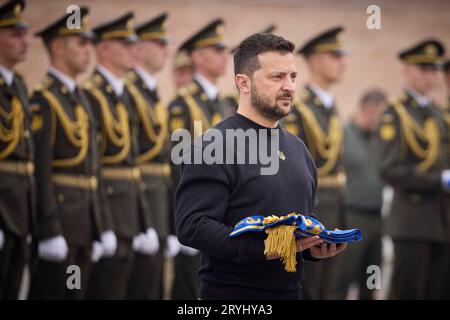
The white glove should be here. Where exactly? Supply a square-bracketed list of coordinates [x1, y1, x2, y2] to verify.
[91, 241, 104, 262]
[100, 230, 117, 257]
[38, 235, 69, 262]
[442, 170, 450, 192]
[0, 229, 4, 251]
[164, 234, 181, 258]
[179, 243, 200, 256]
[133, 228, 159, 255]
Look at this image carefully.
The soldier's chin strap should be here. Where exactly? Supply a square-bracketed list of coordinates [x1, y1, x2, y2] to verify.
[229, 212, 362, 272]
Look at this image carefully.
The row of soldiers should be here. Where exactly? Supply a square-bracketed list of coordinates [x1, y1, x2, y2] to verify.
[0, 0, 205, 299]
[1, 0, 450, 300]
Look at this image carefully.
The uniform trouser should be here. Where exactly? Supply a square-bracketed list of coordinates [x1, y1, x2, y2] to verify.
[171, 252, 200, 300]
[389, 240, 447, 299]
[126, 237, 165, 300]
[28, 244, 92, 300]
[328, 210, 382, 300]
[302, 187, 345, 300]
[88, 238, 133, 300]
[0, 231, 28, 299]
[442, 246, 450, 299]
[126, 173, 169, 300]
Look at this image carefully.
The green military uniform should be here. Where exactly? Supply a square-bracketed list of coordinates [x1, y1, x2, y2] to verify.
[329, 121, 384, 300]
[0, 0, 35, 299]
[441, 58, 450, 299]
[27, 7, 102, 300]
[168, 19, 231, 300]
[284, 27, 346, 300]
[84, 13, 152, 300]
[125, 12, 170, 300]
[376, 40, 448, 299]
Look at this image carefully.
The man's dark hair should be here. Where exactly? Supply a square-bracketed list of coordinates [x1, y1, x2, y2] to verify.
[359, 88, 387, 109]
[233, 33, 295, 77]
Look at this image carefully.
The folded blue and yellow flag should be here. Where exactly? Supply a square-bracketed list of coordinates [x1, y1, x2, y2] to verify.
[229, 213, 362, 272]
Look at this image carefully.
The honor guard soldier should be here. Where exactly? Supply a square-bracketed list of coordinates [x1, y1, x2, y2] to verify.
[284, 26, 347, 300]
[28, 6, 101, 300]
[164, 44, 193, 284]
[84, 12, 153, 300]
[125, 12, 171, 300]
[444, 59, 450, 107]
[172, 46, 193, 90]
[0, 0, 34, 300]
[441, 58, 450, 299]
[376, 39, 449, 299]
[167, 18, 230, 300]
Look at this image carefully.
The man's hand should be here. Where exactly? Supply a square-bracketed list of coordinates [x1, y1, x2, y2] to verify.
[100, 230, 117, 257]
[164, 234, 181, 258]
[132, 228, 160, 255]
[309, 242, 347, 259]
[265, 236, 323, 260]
[38, 235, 69, 262]
[91, 241, 104, 262]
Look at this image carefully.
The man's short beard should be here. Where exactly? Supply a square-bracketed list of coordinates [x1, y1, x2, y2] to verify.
[250, 83, 293, 121]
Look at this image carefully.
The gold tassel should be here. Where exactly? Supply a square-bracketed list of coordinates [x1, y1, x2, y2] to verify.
[264, 225, 298, 272]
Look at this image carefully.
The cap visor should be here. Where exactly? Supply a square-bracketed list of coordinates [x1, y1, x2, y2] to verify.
[124, 34, 138, 43]
[333, 48, 348, 56]
[3, 22, 29, 29]
[214, 42, 228, 49]
[80, 31, 95, 40]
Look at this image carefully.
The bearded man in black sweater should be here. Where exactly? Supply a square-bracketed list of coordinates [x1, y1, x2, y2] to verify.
[174, 32, 347, 300]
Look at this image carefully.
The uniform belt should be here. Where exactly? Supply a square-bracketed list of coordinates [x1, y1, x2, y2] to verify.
[139, 163, 170, 177]
[101, 166, 141, 181]
[52, 173, 98, 190]
[318, 172, 346, 188]
[0, 160, 34, 176]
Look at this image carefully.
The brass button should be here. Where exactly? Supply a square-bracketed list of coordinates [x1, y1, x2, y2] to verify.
[57, 194, 65, 202]
[90, 177, 98, 190]
[26, 162, 35, 175]
[132, 167, 141, 180]
[106, 186, 114, 195]
[23, 130, 30, 138]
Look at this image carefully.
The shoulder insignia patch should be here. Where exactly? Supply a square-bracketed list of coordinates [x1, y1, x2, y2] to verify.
[34, 76, 53, 92]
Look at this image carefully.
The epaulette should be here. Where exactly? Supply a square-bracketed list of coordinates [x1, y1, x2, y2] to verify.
[124, 70, 137, 84]
[84, 73, 104, 90]
[178, 81, 199, 97]
[85, 74, 104, 90]
[83, 79, 94, 90]
[387, 96, 399, 106]
[300, 88, 310, 101]
[33, 75, 53, 92]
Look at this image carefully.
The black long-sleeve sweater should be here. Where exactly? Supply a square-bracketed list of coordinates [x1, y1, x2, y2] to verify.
[175, 113, 318, 299]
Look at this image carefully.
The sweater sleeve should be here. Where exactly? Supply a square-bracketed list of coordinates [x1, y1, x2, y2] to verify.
[175, 144, 266, 264]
